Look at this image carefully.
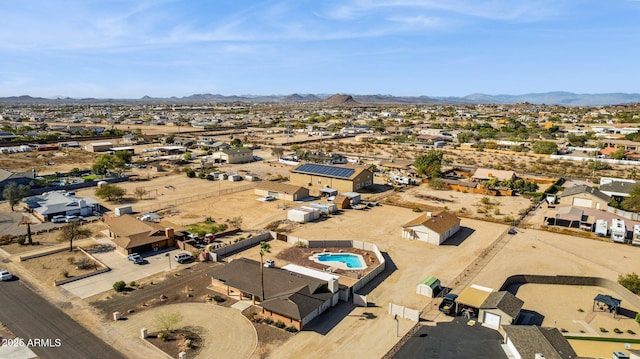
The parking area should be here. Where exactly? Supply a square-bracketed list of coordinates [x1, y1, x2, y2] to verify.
[392, 318, 506, 358]
[62, 240, 194, 299]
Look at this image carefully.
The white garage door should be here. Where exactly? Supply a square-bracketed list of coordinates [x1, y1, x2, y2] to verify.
[572, 197, 592, 208]
[483, 312, 500, 329]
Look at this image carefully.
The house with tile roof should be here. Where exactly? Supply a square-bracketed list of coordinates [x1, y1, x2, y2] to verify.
[401, 210, 461, 245]
[210, 258, 340, 330]
[106, 214, 180, 255]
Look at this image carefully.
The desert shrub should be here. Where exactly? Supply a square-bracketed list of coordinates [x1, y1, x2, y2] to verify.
[75, 257, 95, 270]
[480, 197, 491, 205]
[61, 269, 69, 278]
[614, 328, 623, 334]
[0, 234, 14, 245]
[274, 321, 286, 329]
[213, 295, 225, 303]
[619, 273, 640, 295]
[185, 168, 195, 178]
[504, 216, 514, 223]
[157, 331, 168, 341]
[600, 327, 608, 333]
[113, 280, 126, 292]
[628, 329, 636, 335]
[67, 257, 76, 264]
[130, 281, 136, 287]
[263, 318, 274, 325]
[265, 221, 281, 232]
[412, 207, 422, 212]
[636, 313, 640, 324]
[493, 208, 501, 215]
[285, 326, 299, 333]
[295, 241, 307, 248]
[17, 236, 25, 245]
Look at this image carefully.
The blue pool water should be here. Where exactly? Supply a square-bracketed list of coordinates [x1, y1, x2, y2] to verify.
[317, 253, 365, 269]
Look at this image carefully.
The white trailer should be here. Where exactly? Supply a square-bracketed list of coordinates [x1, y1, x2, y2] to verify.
[610, 218, 627, 243]
[633, 225, 640, 246]
[594, 219, 608, 237]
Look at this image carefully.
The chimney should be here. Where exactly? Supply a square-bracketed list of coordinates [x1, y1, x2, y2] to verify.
[165, 227, 174, 238]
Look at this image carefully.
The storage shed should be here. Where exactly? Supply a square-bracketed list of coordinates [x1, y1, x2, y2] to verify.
[308, 202, 337, 215]
[288, 206, 321, 223]
[416, 276, 442, 298]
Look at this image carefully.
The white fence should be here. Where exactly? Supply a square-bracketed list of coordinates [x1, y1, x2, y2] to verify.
[388, 303, 421, 322]
[607, 207, 640, 221]
[550, 154, 640, 166]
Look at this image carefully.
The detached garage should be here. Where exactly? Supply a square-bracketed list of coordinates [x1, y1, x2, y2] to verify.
[401, 210, 461, 245]
[560, 185, 610, 209]
[479, 291, 524, 330]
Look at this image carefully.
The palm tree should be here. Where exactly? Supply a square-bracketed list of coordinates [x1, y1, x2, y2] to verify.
[259, 241, 271, 302]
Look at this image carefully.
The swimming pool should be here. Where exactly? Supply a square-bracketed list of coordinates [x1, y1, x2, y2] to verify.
[313, 253, 366, 270]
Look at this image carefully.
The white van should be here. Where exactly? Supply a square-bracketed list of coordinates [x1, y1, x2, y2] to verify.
[173, 253, 193, 264]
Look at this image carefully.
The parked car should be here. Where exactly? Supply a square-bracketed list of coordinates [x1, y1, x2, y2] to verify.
[263, 195, 276, 202]
[438, 293, 458, 316]
[65, 215, 82, 223]
[173, 253, 194, 264]
[127, 253, 144, 264]
[264, 259, 275, 268]
[51, 215, 66, 223]
[0, 269, 13, 281]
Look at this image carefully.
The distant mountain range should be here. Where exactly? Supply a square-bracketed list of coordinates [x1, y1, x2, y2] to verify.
[1, 91, 639, 106]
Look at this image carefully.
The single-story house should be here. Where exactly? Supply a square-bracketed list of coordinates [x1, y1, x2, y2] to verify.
[401, 210, 461, 245]
[559, 184, 610, 210]
[106, 214, 180, 255]
[254, 182, 309, 201]
[478, 291, 524, 330]
[210, 258, 339, 330]
[0, 169, 36, 197]
[503, 325, 577, 359]
[22, 191, 101, 222]
[471, 168, 517, 182]
[544, 206, 594, 229]
[600, 180, 638, 201]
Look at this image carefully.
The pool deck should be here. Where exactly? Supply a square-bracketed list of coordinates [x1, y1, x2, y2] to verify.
[309, 252, 367, 271]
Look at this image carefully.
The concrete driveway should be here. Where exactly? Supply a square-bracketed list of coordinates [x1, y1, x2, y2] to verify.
[62, 241, 194, 299]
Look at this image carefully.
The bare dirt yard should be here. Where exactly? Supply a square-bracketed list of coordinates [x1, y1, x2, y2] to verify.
[18, 242, 105, 285]
[0, 148, 101, 174]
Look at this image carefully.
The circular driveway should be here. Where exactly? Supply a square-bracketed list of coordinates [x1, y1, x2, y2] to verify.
[111, 302, 257, 358]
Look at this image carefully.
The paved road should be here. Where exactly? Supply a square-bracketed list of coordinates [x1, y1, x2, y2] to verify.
[0, 279, 126, 359]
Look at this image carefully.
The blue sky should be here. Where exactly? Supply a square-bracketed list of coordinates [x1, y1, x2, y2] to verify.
[1, 0, 639, 98]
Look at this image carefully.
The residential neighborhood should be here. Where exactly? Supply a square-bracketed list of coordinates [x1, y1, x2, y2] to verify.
[1, 98, 640, 359]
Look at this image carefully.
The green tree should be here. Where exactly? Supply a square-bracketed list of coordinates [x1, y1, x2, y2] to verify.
[92, 154, 126, 176]
[621, 184, 640, 212]
[154, 310, 183, 340]
[57, 221, 91, 252]
[259, 241, 271, 301]
[618, 272, 640, 294]
[610, 147, 627, 160]
[414, 150, 443, 178]
[182, 152, 192, 162]
[2, 182, 30, 211]
[95, 184, 126, 202]
[185, 168, 196, 178]
[531, 141, 558, 155]
[114, 150, 133, 164]
[229, 216, 243, 229]
[230, 138, 242, 147]
[134, 187, 147, 200]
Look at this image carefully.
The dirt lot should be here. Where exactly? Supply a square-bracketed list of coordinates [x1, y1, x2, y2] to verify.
[0, 148, 101, 174]
[18, 242, 104, 285]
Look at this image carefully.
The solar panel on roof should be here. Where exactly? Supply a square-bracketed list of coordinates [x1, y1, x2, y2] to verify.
[294, 163, 355, 179]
